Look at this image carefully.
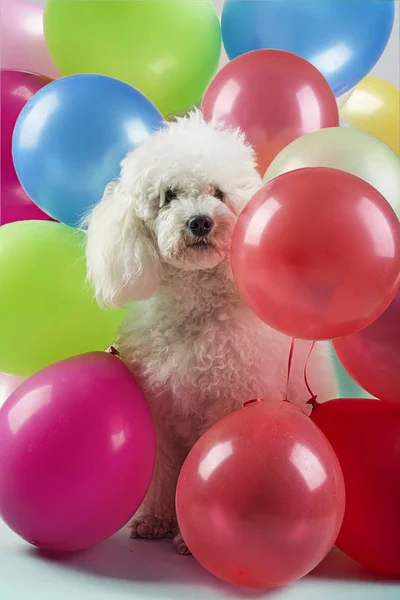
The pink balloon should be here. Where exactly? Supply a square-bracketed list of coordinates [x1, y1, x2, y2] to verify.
[0, 0, 59, 79]
[202, 50, 339, 175]
[0, 352, 156, 552]
[0, 373, 24, 407]
[334, 289, 400, 403]
[1, 69, 54, 224]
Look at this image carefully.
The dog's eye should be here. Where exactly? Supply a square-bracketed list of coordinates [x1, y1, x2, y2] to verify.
[164, 188, 178, 204]
[213, 188, 224, 201]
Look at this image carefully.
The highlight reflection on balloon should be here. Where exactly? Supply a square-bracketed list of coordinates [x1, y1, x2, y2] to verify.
[1, 69, 54, 225]
[232, 167, 400, 341]
[341, 76, 400, 156]
[177, 399, 345, 589]
[12, 74, 163, 227]
[221, 0, 394, 97]
[265, 128, 400, 218]
[202, 50, 339, 175]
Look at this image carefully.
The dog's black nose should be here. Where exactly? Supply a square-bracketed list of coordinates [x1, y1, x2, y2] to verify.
[188, 215, 214, 237]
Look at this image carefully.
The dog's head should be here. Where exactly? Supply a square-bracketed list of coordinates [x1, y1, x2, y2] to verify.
[86, 111, 261, 307]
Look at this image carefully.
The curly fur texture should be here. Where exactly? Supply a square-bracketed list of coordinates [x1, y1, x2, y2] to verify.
[86, 112, 337, 552]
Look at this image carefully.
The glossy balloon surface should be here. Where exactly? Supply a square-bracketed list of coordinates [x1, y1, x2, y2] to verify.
[44, 0, 220, 117]
[222, 0, 394, 96]
[0, 221, 123, 377]
[1, 69, 54, 225]
[334, 290, 400, 404]
[1, 0, 59, 79]
[0, 373, 24, 408]
[177, 400, 345, 589]
[265, 127, 400, 218]
[231, 167, 400, 340]
[12, 74, 163, 227]
[341, 76, 400, 156]
[311, 399, 400, 575]
[202, 50, 338, 175]
[0, 352, 156, 552]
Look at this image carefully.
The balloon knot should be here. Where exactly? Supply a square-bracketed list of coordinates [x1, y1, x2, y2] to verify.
[306, 395, 320, 411]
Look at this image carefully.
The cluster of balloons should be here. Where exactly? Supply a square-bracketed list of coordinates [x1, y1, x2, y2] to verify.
[221, 0, 394, 97]
[1, 0, 400, 590]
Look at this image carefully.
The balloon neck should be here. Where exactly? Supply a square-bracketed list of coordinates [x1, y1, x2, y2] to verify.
[243, 398, 264, 408]
[306, 395, 320, 412]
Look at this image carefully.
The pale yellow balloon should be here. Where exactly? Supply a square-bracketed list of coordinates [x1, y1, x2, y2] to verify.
[264, 127, 400, 218]
[340, 76, 400, 156]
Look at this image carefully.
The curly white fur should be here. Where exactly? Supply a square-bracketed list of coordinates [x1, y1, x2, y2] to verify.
[86, 112, 337, 552]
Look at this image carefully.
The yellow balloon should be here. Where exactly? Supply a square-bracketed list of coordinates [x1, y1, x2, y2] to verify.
[341, 76, 400, 156]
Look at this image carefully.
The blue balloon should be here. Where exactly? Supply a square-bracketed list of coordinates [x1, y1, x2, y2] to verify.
[222, 0, 394, 97]
[12, 74, 164, 227]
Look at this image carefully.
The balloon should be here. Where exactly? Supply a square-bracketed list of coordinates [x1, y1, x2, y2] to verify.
[341, 76, 400, 156]
[176, 399, 345, 589]
[0, 0, 59, 79]
[231, 167, 400, 341]
[221, 0, 394, 97]
[311, 399, 400, 575]
[0, 352, 156, 552]
[1, 69, 54, 225]
[44, 0, 221, 117]
[12, 74, 163, 228]
[201, 50, 338, 175]
[0, 221, 123, 377]
[333, 290, 400, 404]
[0, 374, 24, 408]
[264, 128, 400, 218]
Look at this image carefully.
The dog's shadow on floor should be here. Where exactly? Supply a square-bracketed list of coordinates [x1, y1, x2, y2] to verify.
[25, 529, 399, 599]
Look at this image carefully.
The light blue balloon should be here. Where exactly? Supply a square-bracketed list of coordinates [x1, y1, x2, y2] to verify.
[12, 74, 164, 227]
[222, 0, 395, 97]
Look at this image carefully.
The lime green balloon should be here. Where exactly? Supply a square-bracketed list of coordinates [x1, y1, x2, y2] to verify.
[264, 127, 400, 218]
[44, 0, 221, 117]
[0, 221, 124, 377]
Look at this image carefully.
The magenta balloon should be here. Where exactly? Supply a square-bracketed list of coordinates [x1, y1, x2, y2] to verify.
[1, 69, 54, 224]
[334, 289, 400, 403]
[0, 352, 156, 552]
[0, 0, 59, 79]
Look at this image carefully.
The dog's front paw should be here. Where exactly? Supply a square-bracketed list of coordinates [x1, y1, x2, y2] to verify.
[174, 531, 191, 555]
[130, 516, 177, 540]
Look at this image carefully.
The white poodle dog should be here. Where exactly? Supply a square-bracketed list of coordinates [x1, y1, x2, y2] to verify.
[86, 112, 337, 553]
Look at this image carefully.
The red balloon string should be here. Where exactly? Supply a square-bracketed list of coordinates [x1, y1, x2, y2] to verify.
[285, 337, 296, 403]
[305, 341, 320, 410]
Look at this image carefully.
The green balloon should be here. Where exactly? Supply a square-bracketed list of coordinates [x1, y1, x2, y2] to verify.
[265, 127, 400, 218]
[0, 221, 124, 377]
[44, 0, 221, 117]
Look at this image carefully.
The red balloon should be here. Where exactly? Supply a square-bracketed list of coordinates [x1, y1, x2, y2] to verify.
[201, 49, 339, 175]
[231, 167, 400, 341]
[333, 290, 400, 403]
[1, 69, 53, 225]
[311, 399, 400, 575]
[176, 399, 345, 589]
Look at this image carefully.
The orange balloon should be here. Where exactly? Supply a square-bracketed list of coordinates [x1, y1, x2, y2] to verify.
[202, 49, 339, 175]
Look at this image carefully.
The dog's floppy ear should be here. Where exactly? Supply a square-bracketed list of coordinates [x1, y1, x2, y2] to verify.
[85, 181, 160, 308]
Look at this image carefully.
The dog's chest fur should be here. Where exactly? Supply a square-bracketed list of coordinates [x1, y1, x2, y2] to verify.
[115, 267, 325, 445]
